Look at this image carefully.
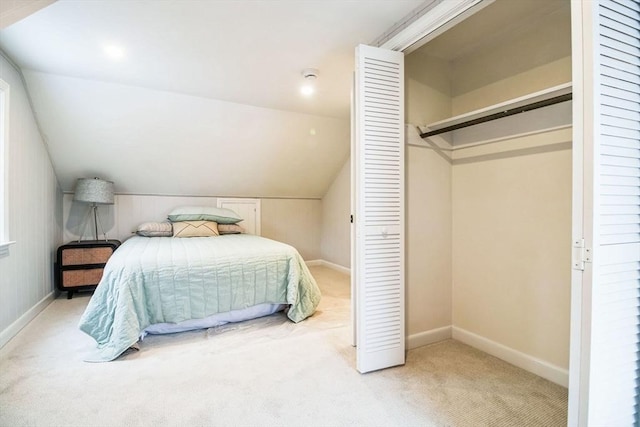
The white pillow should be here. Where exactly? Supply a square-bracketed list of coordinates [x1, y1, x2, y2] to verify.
[136, 221, 173, 237]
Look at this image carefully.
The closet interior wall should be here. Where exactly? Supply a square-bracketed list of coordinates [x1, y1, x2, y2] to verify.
[405, 0, 573, 378]
[405, 54, 453, 345]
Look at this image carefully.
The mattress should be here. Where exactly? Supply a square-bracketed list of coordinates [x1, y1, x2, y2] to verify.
[79, 235, 321, 361]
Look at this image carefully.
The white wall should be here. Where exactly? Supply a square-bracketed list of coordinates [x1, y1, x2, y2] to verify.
[261, 198, 321, 261]
[450, 50, 573, 373]
[62, 193, 321, 260]
[405, 53, 453, 341]
[451, 128, 573, 370]
[0, 55, 62, 347]
[320, 158, 350, 268]
[452, 57, 572, 115]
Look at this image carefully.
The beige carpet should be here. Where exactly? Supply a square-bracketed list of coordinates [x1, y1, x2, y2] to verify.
[0, 266, 567, 426]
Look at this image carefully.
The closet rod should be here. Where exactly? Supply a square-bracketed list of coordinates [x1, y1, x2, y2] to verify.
[419, 93, 573, 138]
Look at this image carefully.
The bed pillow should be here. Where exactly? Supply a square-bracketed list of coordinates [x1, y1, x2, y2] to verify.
[172, 220, 219, 237]
[136, 221, 173, 237]
[168, 206, 243, 224]
[217, 224, 245, 235]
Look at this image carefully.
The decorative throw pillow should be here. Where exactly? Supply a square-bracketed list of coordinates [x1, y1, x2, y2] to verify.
[168, 206, 243, 224]
[136, 221, 173, 237]
[172, 221, 219, 238]
[217, 224, 245, 234]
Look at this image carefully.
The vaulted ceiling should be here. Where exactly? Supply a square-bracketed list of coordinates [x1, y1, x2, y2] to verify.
[0, 0, 425, 198]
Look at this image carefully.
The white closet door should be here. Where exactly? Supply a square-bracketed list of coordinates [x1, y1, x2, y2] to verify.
[216, 198, 260, 235]
[569, 0, 640, 424]
[353, 44, 405, 373]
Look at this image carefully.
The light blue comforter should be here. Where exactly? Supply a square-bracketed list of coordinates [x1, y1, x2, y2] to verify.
[79, 235, 321, 361]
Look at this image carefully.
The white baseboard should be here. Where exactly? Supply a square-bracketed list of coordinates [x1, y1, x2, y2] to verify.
[0, 292, 55, 349]
[407, 325, 452, 350]
[452, 326, 569, 387]
[305, 259, 350, 275]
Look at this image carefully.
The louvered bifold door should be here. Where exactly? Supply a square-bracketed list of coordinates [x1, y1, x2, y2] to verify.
[591, 1, 640, 423]
[572, 0, 640, 424]
[354, 44, 404, 373]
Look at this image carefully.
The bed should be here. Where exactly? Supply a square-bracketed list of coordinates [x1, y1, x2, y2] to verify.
[79, 234, 321, 361]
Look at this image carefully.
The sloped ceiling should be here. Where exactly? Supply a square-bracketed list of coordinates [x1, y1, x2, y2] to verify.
[0, 0, 425, 198]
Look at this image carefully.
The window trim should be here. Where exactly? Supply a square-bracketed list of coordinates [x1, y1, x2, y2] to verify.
[0, 78, 14, 257]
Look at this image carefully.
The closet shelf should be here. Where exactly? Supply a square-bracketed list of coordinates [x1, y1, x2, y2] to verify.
[419, 82, 572, 138]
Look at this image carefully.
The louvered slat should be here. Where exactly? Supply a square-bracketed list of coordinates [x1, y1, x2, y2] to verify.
[355, 44, 404, 373]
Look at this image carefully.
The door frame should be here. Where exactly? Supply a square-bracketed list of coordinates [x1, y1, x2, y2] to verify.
[567, 1, 593, 424]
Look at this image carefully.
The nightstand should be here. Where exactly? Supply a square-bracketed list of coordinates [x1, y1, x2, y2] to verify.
[55, 240, 121, 299]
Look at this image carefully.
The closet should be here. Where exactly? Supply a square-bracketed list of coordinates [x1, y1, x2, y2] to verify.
[352, 0, 573, 375]
[354, 0, 639, 422]
[404, 0, 573, 382]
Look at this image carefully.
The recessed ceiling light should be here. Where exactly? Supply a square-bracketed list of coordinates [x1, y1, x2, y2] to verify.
[103, 44, 125, 61]
[300, 84, 315, 96]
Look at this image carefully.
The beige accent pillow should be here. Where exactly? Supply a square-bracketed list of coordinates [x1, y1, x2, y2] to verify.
[217, 224, 245, 235]
[136, 221, 173, 237]
[172, 221, 219, 238]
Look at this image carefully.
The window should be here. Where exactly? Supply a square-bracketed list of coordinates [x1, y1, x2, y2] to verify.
[0, 78, 12, 256]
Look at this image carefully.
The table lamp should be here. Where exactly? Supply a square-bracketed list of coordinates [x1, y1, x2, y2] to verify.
[73, 177, 114, 241]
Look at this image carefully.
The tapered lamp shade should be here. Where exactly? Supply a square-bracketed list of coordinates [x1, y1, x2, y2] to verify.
[74, 178, 114, 241]
[74, 178, 114, 205]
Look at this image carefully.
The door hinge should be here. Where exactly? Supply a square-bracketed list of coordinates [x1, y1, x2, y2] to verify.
[350, 215, 354, 224]
[572, 238, 592, 271]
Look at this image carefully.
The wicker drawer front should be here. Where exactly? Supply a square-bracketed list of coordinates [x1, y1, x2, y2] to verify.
[61, 247, 113, 266]
[61, 268, 105, 288]
[56, 240, 120, 298]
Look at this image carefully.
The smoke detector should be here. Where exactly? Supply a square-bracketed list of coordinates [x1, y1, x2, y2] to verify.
[300, 68, 319, 96]
[301, 68, 319, 80]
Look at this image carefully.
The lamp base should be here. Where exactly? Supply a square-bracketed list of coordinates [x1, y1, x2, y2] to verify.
[78, 203, 110, 242]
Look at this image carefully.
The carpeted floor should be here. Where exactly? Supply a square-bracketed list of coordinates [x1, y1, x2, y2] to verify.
[0, 266, 567, 426]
